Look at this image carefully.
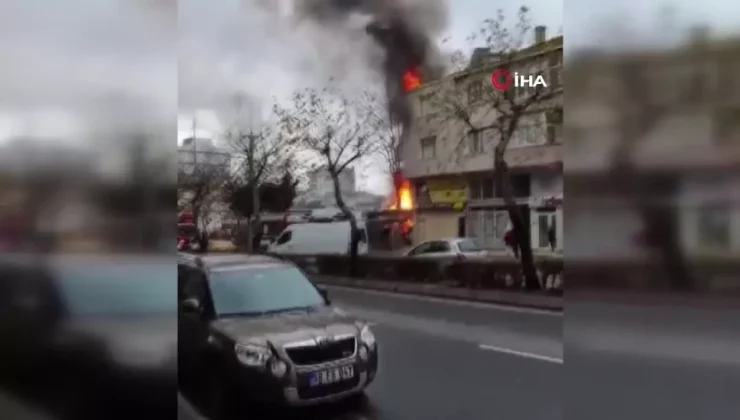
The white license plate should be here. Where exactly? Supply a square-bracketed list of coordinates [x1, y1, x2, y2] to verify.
[308, 365, 355, 387]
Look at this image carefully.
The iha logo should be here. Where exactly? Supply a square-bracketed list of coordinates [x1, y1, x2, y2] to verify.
[491, 69, 547, 91]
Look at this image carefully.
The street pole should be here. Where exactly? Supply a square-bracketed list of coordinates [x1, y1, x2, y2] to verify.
[242, 98, 262, 253]
[246, 129, 255, 253]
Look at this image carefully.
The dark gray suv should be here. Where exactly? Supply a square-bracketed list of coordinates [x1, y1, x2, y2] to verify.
[177, 253, 378, 418]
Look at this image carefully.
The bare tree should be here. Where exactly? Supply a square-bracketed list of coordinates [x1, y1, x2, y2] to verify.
[432, 7, 562, 290]
[358, 90, 404, 199]
[274, 85, 377, 276]
[608, 58, 694, 290]
[224, 96, 301, 252]
[177, 123, 231, 233]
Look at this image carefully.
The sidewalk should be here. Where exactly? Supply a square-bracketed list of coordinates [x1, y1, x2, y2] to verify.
[310, 274, 563, 311]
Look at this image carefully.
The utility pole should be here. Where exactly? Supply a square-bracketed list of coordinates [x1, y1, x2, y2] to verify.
[246, 99, 261, 253]
[235, 94, 261, 253]
[190, 115, 199, 229]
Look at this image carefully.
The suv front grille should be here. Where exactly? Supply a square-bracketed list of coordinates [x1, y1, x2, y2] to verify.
[284, 337, 356, 366]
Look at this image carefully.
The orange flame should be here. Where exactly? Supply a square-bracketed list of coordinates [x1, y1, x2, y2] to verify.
[389, 182, 414, 210]
[402, 68, 422, 93]
[398, 185, 413, 210]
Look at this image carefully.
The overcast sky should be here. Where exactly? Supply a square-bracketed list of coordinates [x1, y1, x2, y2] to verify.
[3, 0, 738, 193]
[176, 0, 563, 193]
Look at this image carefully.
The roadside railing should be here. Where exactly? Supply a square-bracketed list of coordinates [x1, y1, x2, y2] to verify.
[268, 253, 564, 294]
[210, 243, 739, 294]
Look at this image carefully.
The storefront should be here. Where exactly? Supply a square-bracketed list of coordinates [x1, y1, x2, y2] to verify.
[412, 177, 467, 245]
[530, 195, 563, 251]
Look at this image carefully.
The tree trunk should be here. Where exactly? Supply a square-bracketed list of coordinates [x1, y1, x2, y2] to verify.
[245, 218, 254, 253]
[495, 155, 540, 290]
[612, 61, 693, 291]
[634, 182, 692, 291]
[330, 171, 360, 277]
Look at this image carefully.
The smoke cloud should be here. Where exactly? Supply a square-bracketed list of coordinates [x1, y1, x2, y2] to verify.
[290, 0, 449, 131]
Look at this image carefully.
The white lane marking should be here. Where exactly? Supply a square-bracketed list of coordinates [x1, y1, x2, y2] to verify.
[478, 344, 563, 364]
[324, 285, 561, 316]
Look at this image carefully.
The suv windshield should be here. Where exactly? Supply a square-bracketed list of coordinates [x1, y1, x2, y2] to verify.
[56, 262, 176, 316]
[209, 266, 325, 316]
[457, 239, 483, 252]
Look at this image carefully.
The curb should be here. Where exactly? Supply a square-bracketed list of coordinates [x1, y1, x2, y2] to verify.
[310, 275, 563, 312]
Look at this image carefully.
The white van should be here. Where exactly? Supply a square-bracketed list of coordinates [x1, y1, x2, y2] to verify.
[267, 221, 369, 255]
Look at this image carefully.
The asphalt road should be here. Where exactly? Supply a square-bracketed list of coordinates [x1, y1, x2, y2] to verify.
[567, 296, 740, 420]
[179, 286, 564, 420]
[180, 288, 739, 420]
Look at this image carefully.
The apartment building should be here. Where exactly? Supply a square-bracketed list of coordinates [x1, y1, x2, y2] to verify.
[178, 137, 232, 175]
[567, 34, 740, 261]
[401, 26, 563, 251]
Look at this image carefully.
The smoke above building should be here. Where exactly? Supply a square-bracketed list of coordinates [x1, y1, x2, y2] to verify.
[290, 0, 448, 132]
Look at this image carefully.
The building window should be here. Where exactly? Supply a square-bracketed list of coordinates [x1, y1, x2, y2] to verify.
[467, 130, 483, 154]
[497, 173, 530, 198]
[481, 177, 494, 198]
[418, 93, 436, 117]
[537, 212, 556, 248]
[467, 80, 482, 103]
[511, 123, 544, 148]
[697, 204, 730, 249]
[468, 179, 481, 199]
[511, 174, 531, 197]
[418, 96, 427, 116]
[421, 136, 436, 159]
[548, 52, 562, 89]
[468, 177, 494, 199]
[546, 108, 563, 144]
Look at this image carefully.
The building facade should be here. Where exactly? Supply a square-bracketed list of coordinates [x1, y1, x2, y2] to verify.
[178, 137, 232, 176]
[307, 165, 356, 196]
[177, 137, 233, 232]
[567, 36, 740, 262]
[402, 26, 563, 251]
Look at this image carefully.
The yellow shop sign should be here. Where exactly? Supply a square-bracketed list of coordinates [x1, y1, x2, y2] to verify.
[417, 179, 468, 210]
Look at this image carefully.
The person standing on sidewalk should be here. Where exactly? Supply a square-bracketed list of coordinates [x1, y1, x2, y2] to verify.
[547, 223, 556, 252]
[504, 225, 519, 259]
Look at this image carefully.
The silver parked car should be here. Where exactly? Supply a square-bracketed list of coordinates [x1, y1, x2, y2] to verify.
[405, 238, 489, 259]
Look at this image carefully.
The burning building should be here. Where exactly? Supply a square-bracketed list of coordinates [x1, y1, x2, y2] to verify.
[290, 0, 449, 246]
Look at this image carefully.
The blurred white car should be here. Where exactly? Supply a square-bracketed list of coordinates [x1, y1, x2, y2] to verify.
[404, 238, 488, 259]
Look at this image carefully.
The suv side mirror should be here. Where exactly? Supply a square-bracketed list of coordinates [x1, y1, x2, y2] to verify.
[318, 287, 330, 304]
[181, 297, 202, 313]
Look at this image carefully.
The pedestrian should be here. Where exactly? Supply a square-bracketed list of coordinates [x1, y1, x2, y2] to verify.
[198, 230, 209, 253]
[547, 224, 556, 252]
[504, 226, 518, 259]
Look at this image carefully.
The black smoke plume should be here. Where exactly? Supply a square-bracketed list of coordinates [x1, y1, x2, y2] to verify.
[293, 0, 447, 135]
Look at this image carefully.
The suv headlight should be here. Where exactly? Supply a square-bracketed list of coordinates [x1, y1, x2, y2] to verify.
[360, 325, 376, 347]
[235, 343, 271, 367]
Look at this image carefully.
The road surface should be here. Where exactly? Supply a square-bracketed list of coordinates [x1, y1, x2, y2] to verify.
[180, 288, 739, 420]
[180, 285, 563, 420]
[567, 295, 740, 420]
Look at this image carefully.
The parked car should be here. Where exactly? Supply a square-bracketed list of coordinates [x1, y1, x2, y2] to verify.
[177, 253, 378, 418]
[405, 238, 489, 259]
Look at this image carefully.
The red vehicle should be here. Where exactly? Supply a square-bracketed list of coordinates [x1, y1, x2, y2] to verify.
[178, 212, 202, 252]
